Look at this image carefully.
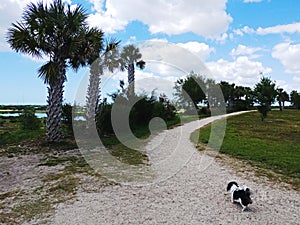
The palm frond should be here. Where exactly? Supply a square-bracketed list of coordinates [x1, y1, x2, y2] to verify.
[136, 60, 146, 70]
[38, 61, 58, 85]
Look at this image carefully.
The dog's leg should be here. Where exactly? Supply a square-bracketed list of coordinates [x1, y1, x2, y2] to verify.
[231, 193, 234, 203]
[242, 205, 247, 212]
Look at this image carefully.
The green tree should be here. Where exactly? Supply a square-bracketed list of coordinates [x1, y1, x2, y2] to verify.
[253, 77, 277, 120]
[174, 72, 207, 111]
[219, 81, 235, 108]
[277, 88, 289, 111]
[120, 45, 145, 96]
[290, 90, 300, 109]
[7, 0, 92, 142]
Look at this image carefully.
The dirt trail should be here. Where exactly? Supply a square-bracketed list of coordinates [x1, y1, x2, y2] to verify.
[47, 112, 300, 225]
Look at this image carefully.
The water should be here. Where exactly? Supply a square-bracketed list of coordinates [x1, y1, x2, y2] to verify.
[0, 112, 85, 120]
[0, 112, 46, 118]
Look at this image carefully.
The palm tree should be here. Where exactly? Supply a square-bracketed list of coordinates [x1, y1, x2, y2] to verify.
[120, 45, 145, 97]
[7, 0, 93, 142]
[85, 38, 121, 129]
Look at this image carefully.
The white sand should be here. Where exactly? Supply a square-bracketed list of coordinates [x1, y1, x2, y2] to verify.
[48, 112, 300, 225]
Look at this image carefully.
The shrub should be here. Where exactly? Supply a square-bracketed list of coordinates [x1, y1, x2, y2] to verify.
[96, 103, 113, 135]
[61, 103, 73, 135]
[19, 107, 41, 130]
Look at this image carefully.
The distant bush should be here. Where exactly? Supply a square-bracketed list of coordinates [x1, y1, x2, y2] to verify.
[61, 103, 73, 135]
[95, 93, 177, 135]
[96, 103, 113, 135]
[19, 107, 41, 130]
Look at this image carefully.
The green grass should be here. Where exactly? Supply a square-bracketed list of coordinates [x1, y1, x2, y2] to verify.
[192, 110, 300, 188]
[0, 116, 45, 145]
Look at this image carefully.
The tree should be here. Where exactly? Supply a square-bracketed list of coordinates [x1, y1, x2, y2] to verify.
[120, 45, 145, 96]
[174, 72, 207, 111]
[219, 81, 235, 108]
[290, 90, 300, 109]
[83, 36, 121, 129]
[7, 0, 92, 142]
[253, 77, 277, 120]
[277, 88, 289, 111]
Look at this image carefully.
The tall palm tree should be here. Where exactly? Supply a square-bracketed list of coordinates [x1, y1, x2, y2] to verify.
[85, 38, 121, 129]
[120, 45, 145, 97]
[7, 0, 93, 142]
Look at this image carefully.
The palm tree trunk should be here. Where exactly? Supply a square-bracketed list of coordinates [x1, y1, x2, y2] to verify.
[46, 58, 66, 142]
[86, 65, 102, 129]
[127, 62, 135, 96]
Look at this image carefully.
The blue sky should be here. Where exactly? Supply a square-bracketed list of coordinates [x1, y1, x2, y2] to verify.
[0, 0, 300, 105]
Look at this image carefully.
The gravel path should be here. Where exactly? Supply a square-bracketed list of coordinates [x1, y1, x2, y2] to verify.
[48, 112, 300, 225]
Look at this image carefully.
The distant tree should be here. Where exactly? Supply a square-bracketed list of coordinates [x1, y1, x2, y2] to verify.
[253, 77, 277, 121]
[219, 81, 253, 111]
[174, 72, 207, 111]
[290, 90, 300, 109]
[219, 81, 235, 108]
[277, 88, 289, 111]
[120, 45, 145, 96]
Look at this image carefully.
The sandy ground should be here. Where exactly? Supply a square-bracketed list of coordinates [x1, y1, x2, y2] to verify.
[46, 112, 300, 225]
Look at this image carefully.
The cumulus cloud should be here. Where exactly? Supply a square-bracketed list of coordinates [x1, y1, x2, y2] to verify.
[88, 0, 233, 38]
[257, 22, 300, 35]
[206, 56, 272, 86]
[176, 42, 215, 60]
[272, 42, 300, 74]
[230, 44, 262, 58]
[233, 26, 255, 36]
[0, 0, 76, 52]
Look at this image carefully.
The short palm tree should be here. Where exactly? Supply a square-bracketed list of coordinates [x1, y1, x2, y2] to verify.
[7, 0, 93, 142]
[120, 45, 145, 97]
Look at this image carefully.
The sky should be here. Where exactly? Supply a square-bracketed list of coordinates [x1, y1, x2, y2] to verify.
[0, 0, 300, 105]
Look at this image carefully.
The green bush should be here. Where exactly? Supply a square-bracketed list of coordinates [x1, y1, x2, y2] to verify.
[96, 103, 113, 135]
[61, 103, 73, 135]
[95, 93, 177, 135]
[19, 107, 41, 130]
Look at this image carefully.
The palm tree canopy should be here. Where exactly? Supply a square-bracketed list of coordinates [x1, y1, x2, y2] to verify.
[7, 0, 91, 84]
[120, 44, 145, 70]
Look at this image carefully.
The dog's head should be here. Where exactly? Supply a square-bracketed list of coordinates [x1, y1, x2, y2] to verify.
[244, 187, 253, 205]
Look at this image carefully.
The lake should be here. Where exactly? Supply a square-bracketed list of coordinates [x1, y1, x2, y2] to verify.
[0, 113, 85, 120]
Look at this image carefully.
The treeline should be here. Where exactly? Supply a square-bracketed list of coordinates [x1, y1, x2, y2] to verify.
[174, 73, 299, 120]
[0, 105, 46, 111]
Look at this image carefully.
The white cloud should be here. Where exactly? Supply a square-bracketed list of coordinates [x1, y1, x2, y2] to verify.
[88, 0, 233, 38]
[206, 56, 272, 86]
[176, 42, 215, 60]
[1, 0, 78, 52]
[230, 44, 262, 58]
[233, 26, 255, 36]
[272, 42, 300, 74]
[257, 22, 300, 35]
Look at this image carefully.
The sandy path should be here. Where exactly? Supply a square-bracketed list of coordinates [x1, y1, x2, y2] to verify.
[48, 112, 300, 225]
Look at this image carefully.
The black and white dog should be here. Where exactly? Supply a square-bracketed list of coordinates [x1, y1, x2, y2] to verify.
[226, 181, 252, 211]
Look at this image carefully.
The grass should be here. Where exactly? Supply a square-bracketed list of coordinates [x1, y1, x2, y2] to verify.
[192, 109, 300, 189]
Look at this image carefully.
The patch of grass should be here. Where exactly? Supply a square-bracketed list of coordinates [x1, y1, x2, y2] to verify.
[192, 110, 300, 188]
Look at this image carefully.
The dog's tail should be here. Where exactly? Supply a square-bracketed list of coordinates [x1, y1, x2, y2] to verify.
[226, 181, 238, 192]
